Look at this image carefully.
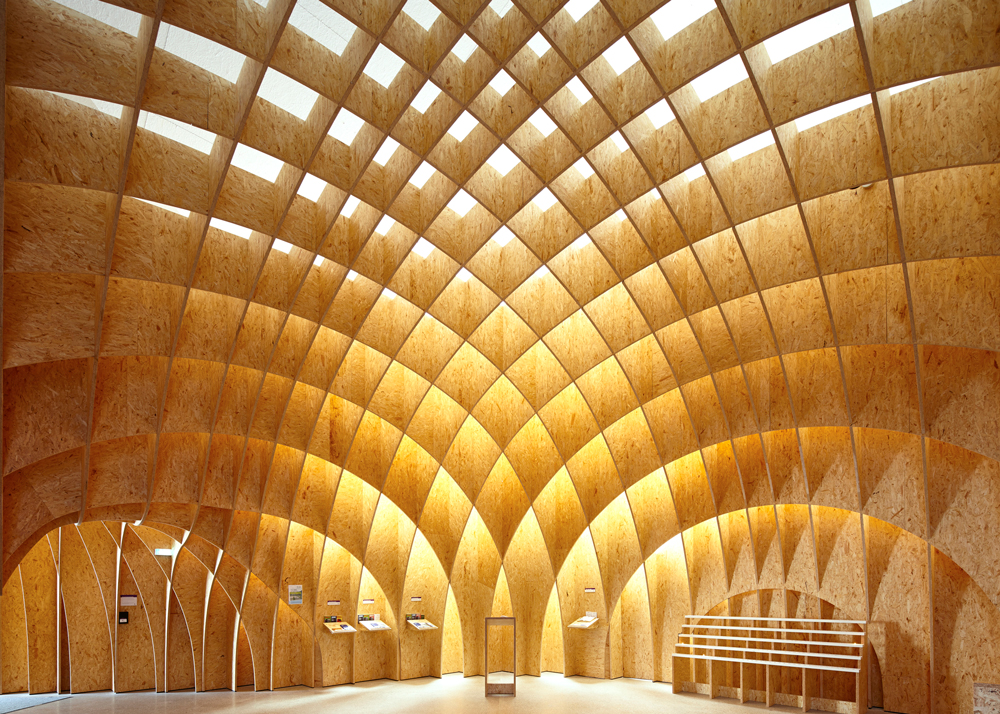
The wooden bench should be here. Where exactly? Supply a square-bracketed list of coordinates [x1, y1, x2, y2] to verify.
[671, 615, 867, 713]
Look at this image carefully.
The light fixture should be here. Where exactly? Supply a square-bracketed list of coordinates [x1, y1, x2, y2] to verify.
[451, 35, 479, 62]
[410, 82, 441, 113]
[645, 99, 675, 129]
[794, 95, 871, 132]
[651, 0, 716, 43]
[402, 0, 440, 31]
[684, 163, 706, 180]
[489, 70, 516, 96]
[573, 158, 595, 178]
[297, 173, 327, 202]
[564, 0, 599, 22]
[528, 109, 558, 137]
[372, 137, 400, 166]
[136, 198, 190, 217]
[762, 6, 853, 65]
[155, 23, 245, 82]
[486, 145, 521, 176]
[329, 109, 366, 145]
[457, 267, 473, 282]
[210, 217, 253, 239]
[364, 45, 406, 89]
[448, 190, 478, 217]
[526, 33, 551, 58]
[341, 196, 361, 218]
[257, 68, 319, 121]
[726, 131, 774, 161]
[273, 238, 294, 254]
[492, 226, 515, 247]
[138, 111, 216, 153]
[231, 143, 285, 182]
[288, 0, 357, 56]
[566, 77, 592, 104]
[54, 0, 141, 35]
[412, 237, 435, 258]
[375, 215, 396, 235]
[690, 56, 748, 102]
[603, 37, 640, 75]
[409, 162, 437, 189]
[532, 188, 558, 211]
[448, 112, 479, 142]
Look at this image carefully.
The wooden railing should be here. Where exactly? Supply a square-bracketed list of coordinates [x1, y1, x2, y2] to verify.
[671, 615, 867, 713]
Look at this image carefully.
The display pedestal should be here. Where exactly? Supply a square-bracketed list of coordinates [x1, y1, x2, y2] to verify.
[484, 617, 516, 696]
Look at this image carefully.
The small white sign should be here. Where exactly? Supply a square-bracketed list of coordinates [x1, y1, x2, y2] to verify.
[411, 596, 421, 602]
[120, 595, 138, 607]
[154, 548, 172, 556]
[328, 600, 340, 606]
[289, 585, 303, 605]
[363, 598, 375, 604]
[586, 611, 597, 618]
[584, 587, 596, 593]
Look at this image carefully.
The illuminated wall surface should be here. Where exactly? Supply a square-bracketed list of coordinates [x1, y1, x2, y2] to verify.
[1, 0, 999, 712]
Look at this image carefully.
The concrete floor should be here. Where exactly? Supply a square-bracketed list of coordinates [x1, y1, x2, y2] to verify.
[15, 673, 806, 714]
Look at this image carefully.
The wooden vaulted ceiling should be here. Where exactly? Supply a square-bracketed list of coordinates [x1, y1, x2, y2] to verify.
[3, 0, 1000, 669]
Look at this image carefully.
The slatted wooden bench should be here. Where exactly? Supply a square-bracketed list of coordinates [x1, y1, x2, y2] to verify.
[671, 615, 867, 713]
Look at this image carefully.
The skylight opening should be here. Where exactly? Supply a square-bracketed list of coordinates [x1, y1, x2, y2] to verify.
[451, 35, 479, 62]
[609, 131, 629, 152]
[364, 46, 406, 89]
[211, 217, 253, 239]
[564, 0, 599, 21]
[298, 173, 328, 202]
[410, 82, 441, 113]
[794, 95, 871, 132]
[448, 112, 480, 142]
[137, 198, 191, 218]
[156, 24, 246, 84]
[383, 288, 397, 300]
[402, 0, 441, 31]
[138, 111, 217, 154]
[457, 267, 473, 282]
[409, 162, 437, 189]
[51, 92, 123, 119]
[412, 237, 435, 258]
[348, 269, 359, 280]
[375, 215, 396, 235]
[314, 255, 325, 267]
[257, 68, 319, 121]
[645, 98, 675, 129]
[762, 6, 853, 65]
[727, 132, 774, 161]
[329, 109, 366, 145]
[231, 143, 285, 182]
[612, 209, 627, 221]
[490, 0, 514, 17]
[870, 0, 914, 17]
[566, 77, 592, 104]
[889, 77, 934, 95]
[690, 56, 748, 102]
[532, 265, 551, 279]
[288, 0, 357, 56]
[532, 188, 558, 211]
[528, 109, 558, 137]
[487, 145, 521, 176]
[603, 37, 640, 75]
[53, 0, 141, 36]
[574, 158, 595, 179]
[684, 163, 706, 180]
[372, 137, 400, 166]
[526, 33, 551, 58]
[492, 226, 515, 247]
[448, 190, 478, 217]
[273, 239, 294, 254]
[571, 234, 592, 250]
[651, 0, 716, 43]
[489, 70, 516, 96]
[341, 196, 361, 218]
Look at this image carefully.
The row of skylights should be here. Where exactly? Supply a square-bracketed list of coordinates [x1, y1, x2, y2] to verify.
[889, 77, 934, 94]
[448, 112, 480, 141]
[763, 6, 853, 65]
[53, 0, 141, 35]
[795, 95, 871, 132]
[289, 0, 357, 55]
[156, 23, 245, 83]
[138, 111, 217, 153]
[685, 163, 706, 180]
[651, 0, 716, 42]
[329, 109, 366, 145]
[257, 68, 318, 120]
[137, 198, 190, 217]
[51, 92, 123, 119]
[691, 56, 748, 101]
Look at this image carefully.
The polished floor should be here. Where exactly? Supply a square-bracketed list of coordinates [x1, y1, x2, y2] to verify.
[19, 674, 802, 714]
